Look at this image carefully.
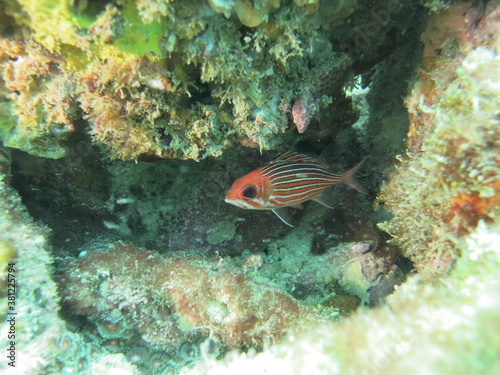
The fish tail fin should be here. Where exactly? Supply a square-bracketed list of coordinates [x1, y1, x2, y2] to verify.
[342, 158, 368, 195]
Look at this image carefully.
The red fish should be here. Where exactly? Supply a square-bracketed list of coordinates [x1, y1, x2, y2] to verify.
[225, 149, 367, 226]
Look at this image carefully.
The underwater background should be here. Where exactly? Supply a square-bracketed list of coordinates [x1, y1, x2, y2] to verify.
[0, 0, 499, 374]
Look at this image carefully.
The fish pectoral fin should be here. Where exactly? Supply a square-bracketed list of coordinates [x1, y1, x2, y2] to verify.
[272, 207, 295, 227]
[314, 191, 335, 209]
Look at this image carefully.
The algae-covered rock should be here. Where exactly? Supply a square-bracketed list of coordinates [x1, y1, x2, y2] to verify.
[207, 220, 236, 245]
[377, 3, 500, 273]
[187, 222, 500, 375]
[0, 173, 134, 374]
[0, 0, 421, 161]
[58, 242, 322, 352]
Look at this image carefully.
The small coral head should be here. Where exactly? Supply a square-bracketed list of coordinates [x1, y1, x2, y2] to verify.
[292, 91, 317, 133]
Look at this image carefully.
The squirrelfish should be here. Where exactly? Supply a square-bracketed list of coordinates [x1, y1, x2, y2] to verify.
[225, 149, 367, 226]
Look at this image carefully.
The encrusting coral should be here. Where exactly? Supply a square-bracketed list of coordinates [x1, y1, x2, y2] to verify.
[58, 242, 322, 352]
[0, 0, 420, 161]
[187, 221, 500, 375]
[376, 1, 500, 273]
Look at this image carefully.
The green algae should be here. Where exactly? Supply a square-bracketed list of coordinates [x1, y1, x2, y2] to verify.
[17, 0, 166, 59]
[118, 0, 165, 58]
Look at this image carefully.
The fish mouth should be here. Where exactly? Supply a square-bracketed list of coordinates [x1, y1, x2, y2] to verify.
[224, 198, 237, 206]
[224, 198, 257, 210]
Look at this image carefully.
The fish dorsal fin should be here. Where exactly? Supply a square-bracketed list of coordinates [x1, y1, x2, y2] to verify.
[271, 152, 319, 165]
[318, 144, 337, 169]
[272, 207, 295, 227]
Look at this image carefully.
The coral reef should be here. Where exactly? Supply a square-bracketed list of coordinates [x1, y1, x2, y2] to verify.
[376, 1, 500, 273]
[0, 0, 421, 161]
[58, 242, 322, 353]
[187, 221, 500, 375]
[1, 1, 499, 375]
[0, 171, 135, 374]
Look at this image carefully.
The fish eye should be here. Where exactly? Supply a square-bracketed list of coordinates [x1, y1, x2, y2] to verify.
[242, 186, 257, 200]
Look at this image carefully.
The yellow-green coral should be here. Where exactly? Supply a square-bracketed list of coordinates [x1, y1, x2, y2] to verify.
[15, 0, 166, 60]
